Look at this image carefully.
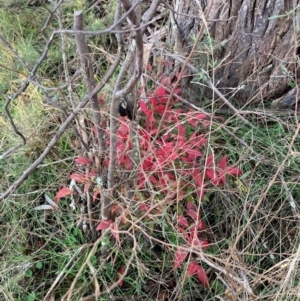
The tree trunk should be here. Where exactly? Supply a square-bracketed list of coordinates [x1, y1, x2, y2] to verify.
[173, 0, 300, 106]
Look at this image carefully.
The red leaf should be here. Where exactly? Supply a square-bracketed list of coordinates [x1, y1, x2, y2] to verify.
[187, 118, 200, 127]
[178, 215, 189, 228]
[87, 170, 97, 178]
[190, 235, 209, 249]
[219, 156, 227, 169]
[54, 187, 73, 201]
[205, 168, 216, 180]
[140, 100, 149, 114]
[199, 239, 210, 249]
[187, 262, 199, 276]
[173, 248, 188, 270]
[96, 220, 113, 231]
[139, 203, 150, 212]
[150, 97, 157, 107]
[186, 202, 198, 213]
[193, 113, 207, 120]
[187, 209, 199, 220]
[196, 220, 206, 230]
[205, 168, 219, 185]
[197, 265, 210, 288]
[69, 173, 88, 183]
[177, 124, 185, 135]
[156, 86, 166, 97]
[187, 149, 203, 160]
[218, 172, 226, 185]
[190, 133, 207, 147]
[117, 267, 125, 287]
[177, 226, 190, 241]
[225, 166, 242, 177]
[191, 169, 204, 187]
[205, 154, 214, 167]
[93, 188, 100, 202]
[75, 156, 93, 165]
[187, 262, 210, 288]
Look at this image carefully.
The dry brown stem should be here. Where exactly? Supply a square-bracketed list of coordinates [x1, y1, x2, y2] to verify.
[74, 10, 105, 156]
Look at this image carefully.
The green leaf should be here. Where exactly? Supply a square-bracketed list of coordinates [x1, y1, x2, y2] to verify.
[25, 269, 33, 278]
[27, 292, 36, 301]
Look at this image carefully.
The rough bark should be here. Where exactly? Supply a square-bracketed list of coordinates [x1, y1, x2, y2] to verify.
[173, 0, 300, 105]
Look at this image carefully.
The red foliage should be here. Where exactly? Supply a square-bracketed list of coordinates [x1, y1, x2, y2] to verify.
[69, 173, 89, 184]
[55, 86, 243, 290]
[96, 219, 113, 230]
[54, 187, 73, 201]
[75, 156, 93, 165]
[173, 248, 188, 270]
[99, 86, 242, 288]
[187, 262, 210, 288]
[96, 219, 120, 243]
[117, 267, 125, 287]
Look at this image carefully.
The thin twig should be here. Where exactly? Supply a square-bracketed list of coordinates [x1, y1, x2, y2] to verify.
[115, 0, 144, 99]
[41, 0, 64, 39]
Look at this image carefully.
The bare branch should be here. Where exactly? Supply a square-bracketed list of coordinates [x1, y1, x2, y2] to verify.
[115, 0, 144, 99]
[104, 0, 162, 219]
[107, 0, 144, 204]
[100, 1, 124, 220]
[140, 0, 162, 35]
[41, 0, 64, 39]
[55, 5, 90, 152]
[74, 10, 105, 156]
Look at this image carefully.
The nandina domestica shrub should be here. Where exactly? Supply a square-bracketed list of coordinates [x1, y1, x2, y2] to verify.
[98, 85, 242, 287]
[55, 84, 242, 289]
[113, 86, 241, 200]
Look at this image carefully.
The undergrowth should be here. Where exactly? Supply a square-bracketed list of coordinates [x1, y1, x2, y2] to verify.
[0, 1, 300, 301]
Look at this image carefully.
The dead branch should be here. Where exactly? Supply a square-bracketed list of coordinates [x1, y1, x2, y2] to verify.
[105, 0, 145, 219]
[74, 10, 105, 156]
[114, 0, 144, 99]
[55, 5, 90, 152]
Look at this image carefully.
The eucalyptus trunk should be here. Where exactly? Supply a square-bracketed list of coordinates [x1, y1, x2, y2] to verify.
[173, 0, 300, 107]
